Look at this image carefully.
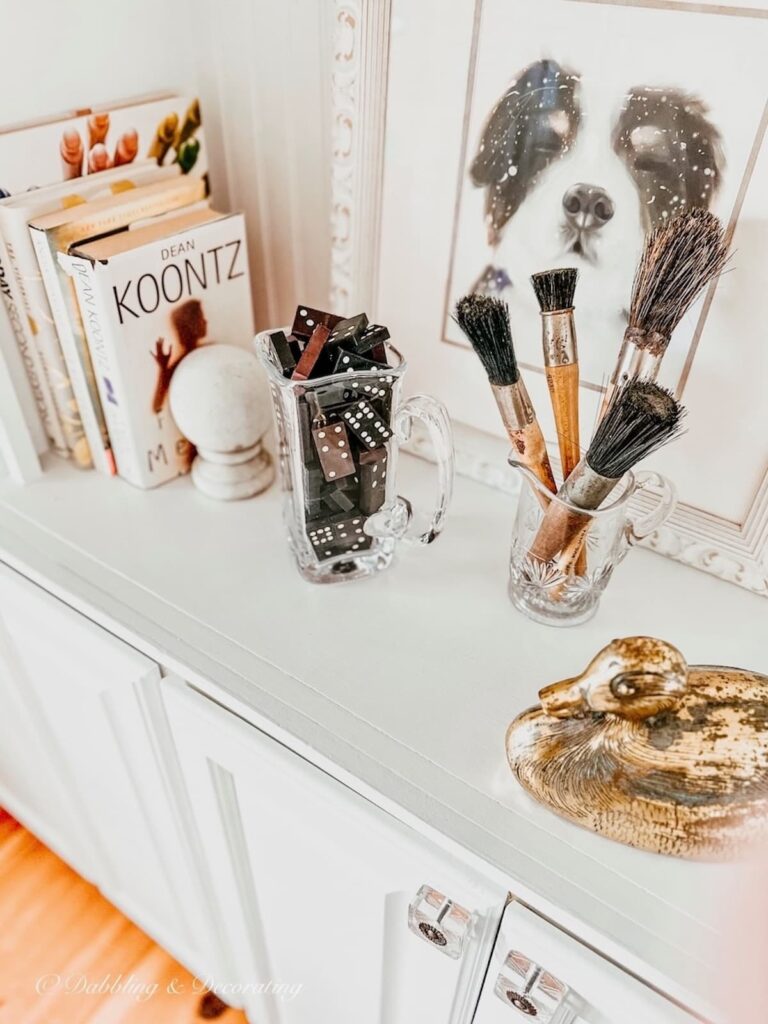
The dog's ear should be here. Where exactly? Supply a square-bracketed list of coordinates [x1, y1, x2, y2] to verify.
[613, 88, 725, 230]
[470, 59, 581, 245]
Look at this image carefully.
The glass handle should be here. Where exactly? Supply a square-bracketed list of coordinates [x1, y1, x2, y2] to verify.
[396, 394, 454, 545]
[626, 471, 677, 546]
[407, 884, 471, 959]
[367, 394, 454, 546]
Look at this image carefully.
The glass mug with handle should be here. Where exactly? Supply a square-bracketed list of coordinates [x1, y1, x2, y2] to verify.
[508, 458, 677, 626]
[257, 329, 454, 584]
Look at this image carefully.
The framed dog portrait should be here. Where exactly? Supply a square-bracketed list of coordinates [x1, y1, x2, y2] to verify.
[331, 0, 768, 594]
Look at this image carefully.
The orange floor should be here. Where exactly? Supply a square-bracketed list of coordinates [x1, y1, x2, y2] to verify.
[0, 809, 248, 1023]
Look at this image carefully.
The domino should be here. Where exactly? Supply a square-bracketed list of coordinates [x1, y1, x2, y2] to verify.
[312, 422, 356, 482]
[307, 514, 372, 559]
[268, 330, 297, 375]
[357, 323, 390, 363]
[359, 447, 388, 514]
[342, 399, 393, 449]
[333, 349, 386, 374]
[292, 323, 331, 381]
[328, 313, 369, 348]
[291, 305, 342, 340]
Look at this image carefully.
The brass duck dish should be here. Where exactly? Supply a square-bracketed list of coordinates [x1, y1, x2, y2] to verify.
[505, 637, 768, 859]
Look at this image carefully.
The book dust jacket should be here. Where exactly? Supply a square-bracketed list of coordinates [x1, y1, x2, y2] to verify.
[69, 211, 255, 488]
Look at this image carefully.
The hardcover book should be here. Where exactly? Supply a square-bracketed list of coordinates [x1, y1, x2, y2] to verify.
[0, 92, 207, 463]
[29, 174, 208, 472]
[0, 162, 178, 460]
[0, 93, 206, 199]
[67, 209, 255, 488]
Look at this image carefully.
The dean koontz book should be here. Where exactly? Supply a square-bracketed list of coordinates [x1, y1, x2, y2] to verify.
[67, 209, 255, 489]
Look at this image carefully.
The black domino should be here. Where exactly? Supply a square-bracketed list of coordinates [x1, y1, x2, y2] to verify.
[342, 399, 392, 449]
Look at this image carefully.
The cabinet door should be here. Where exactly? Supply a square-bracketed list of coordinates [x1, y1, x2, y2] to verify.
[473, 899, 696, 1024]
[0, 596, 82, 868]
[166, 679, 507, 1024]
[0, 565, 194, 962]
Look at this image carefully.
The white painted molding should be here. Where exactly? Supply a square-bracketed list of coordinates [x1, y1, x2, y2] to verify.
[330, 0, 392, 314]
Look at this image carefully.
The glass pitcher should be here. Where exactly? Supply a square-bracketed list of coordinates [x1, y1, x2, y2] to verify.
[508, 458, 676, 626]
[257, 329, 454, 584]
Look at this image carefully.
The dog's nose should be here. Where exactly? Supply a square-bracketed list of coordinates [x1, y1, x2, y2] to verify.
[562, 184, 615, 229]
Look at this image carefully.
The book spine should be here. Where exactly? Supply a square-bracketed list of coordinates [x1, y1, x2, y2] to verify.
[10, 220, 86, 463]
[54, 174, 207, 251]
[57, 254, 116, 476]
[30, 228, 104, 472]
[66, 255, 144, 486]
[0, 230, 65, 454]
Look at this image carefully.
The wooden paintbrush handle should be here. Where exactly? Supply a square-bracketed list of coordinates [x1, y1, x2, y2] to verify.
[507, 420, 557, 497]
[493, 381, 557, 505]
[528, 499, 591, 575]
[545, 363, 580, 480]
[544, 362, 585, 572]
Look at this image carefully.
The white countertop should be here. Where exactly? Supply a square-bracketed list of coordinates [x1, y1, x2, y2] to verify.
[0, 454, 764, 1015]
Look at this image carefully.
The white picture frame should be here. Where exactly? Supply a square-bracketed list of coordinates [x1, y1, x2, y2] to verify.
[330, 0, 768, 596]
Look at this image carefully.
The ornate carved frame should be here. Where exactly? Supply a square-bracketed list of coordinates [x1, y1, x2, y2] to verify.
[330, 0, 768, 596]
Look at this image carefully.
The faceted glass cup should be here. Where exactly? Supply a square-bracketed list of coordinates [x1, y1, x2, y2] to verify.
[508, 458, 676, 626]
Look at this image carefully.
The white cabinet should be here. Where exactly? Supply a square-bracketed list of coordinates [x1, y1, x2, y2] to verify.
[0, 554, 715, 1024]
[165, 679, 508, 1024]
[473, 900, 695, 1024]
[0, 565, 195, 964]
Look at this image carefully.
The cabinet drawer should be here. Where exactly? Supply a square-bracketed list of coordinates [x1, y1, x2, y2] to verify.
[474, 900, 697, 1024]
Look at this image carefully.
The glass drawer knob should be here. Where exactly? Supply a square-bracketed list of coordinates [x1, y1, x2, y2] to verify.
[495, 951, 577, 1022]
[408, 884, 472, 959]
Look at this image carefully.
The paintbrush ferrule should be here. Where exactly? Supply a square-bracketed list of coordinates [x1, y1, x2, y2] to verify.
[601, 328, 648, 414]
[493, 379, 557, 496]
[559, 458, 619, 510]
[541, 309, 577, 367]
[491, 379, 535, 431]
[632, 347, 663, 381]
[612, 328, 647, 381]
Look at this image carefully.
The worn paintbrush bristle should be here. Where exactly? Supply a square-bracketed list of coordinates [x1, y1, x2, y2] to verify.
[587, 378, 685, 479]
[530, 267, 578, 312]
[628, 208, 728, 350]
[453, 294, 519, 386]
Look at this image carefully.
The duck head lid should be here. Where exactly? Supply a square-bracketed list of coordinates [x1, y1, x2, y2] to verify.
[539, 636, 688, 722]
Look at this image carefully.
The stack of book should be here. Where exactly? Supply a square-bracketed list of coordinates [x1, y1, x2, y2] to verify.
[0, 92, 256, 488]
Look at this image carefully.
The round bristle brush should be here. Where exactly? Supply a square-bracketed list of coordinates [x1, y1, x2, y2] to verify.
[454, 294, 557, 495]
[601, 208, 728, 416]
[531, 267, 580, 480]
[529, 379, 685, 572]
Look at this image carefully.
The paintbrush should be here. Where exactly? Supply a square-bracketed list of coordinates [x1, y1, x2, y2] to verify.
[531, 268, 580, 481]
[454, 294, 557, 495]
[600, 208, 728, 416]
[529, 379, 685, 573]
